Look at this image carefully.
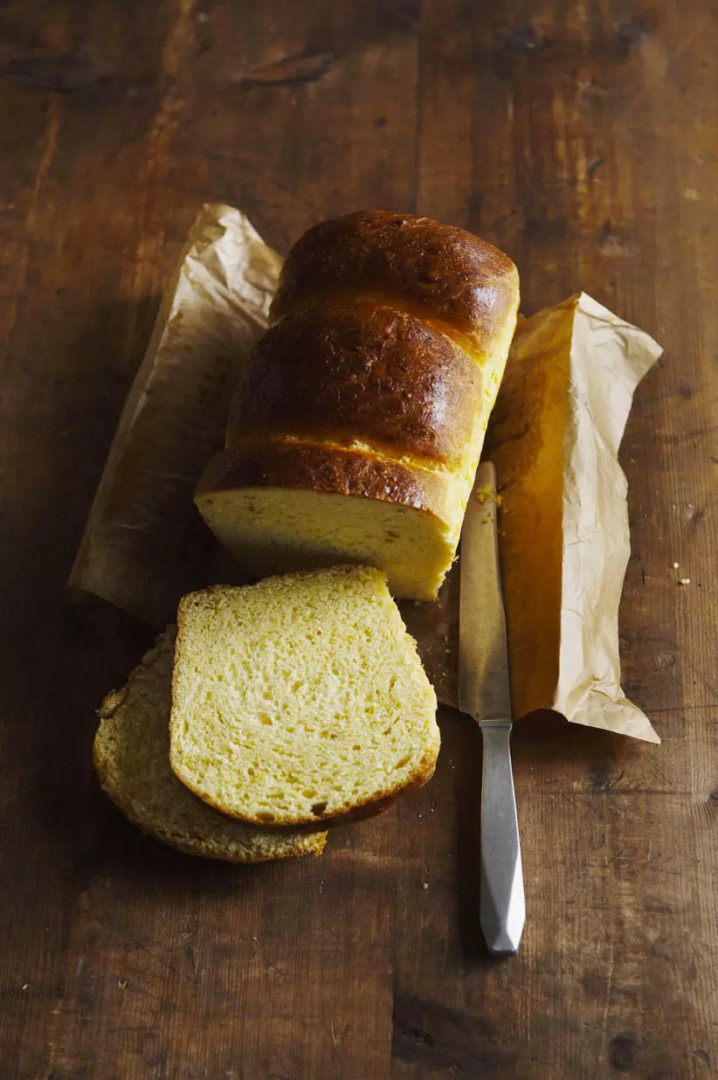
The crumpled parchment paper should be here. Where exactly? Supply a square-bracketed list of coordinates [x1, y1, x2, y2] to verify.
[487, 295, 662, 743]
[69, 205, 281, 626]
[69, 204, 661, 743]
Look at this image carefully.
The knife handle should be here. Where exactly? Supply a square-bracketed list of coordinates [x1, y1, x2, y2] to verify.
[480, 723, 525, 956]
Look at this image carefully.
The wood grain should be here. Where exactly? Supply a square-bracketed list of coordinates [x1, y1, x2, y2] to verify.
[0, 1, 716, 1078]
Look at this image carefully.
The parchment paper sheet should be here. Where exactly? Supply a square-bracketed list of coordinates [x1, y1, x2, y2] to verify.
[488, 295, 662, 743]
[69, 206, 281, 625]
[69, 205, 661, 742]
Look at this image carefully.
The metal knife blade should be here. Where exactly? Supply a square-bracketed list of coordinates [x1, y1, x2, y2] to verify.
[458, 460, 525, 957]
[458, 461, 512, 725]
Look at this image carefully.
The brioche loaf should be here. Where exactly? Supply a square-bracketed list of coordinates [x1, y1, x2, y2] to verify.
[94, 629, 326, 862]
[169, 566, 439, 828]
[196, 211, 520, 600]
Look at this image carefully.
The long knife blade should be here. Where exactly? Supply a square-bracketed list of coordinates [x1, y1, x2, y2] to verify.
[458, 461, 512, 724]
[458, 460, 525, 956]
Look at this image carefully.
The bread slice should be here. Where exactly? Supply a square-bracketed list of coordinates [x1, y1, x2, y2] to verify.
[94, 629, 326, 862]
[195, 441, 461, 601]
[169, 565, 440, 827]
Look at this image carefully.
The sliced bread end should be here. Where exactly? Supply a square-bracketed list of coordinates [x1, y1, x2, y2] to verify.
[94, 628, 326, 862]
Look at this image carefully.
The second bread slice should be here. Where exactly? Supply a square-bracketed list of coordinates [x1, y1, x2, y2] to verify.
[170, 565, 440, 827]
[94, 629, 326, 861]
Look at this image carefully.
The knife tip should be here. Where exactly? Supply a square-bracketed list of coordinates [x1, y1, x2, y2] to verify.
[485, 930, 523, 957]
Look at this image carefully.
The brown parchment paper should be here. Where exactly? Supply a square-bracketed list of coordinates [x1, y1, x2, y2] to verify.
[486, 295, 662, 743]
[69, 205, 282, 625]
[70, 205, 661, 742]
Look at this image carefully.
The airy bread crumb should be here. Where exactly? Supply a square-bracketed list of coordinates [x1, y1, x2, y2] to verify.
[170, 565, 439, 828]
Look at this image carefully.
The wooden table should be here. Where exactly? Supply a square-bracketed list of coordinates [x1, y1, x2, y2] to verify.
[1, 2, 716, 1077]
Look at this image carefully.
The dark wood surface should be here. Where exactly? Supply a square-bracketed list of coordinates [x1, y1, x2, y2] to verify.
[1, 2, 716, 1077]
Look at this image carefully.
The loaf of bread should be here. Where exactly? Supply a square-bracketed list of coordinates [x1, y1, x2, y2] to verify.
[169, 566, 439, 828]
[196, 211, 519, 600]
[94, 629, 326, 862]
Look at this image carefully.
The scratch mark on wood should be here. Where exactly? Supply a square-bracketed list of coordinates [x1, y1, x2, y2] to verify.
[234, 53, 335, 88]
[0, 53, 101, 93]
[2, 97, 59, 352]
[601, 943, 614, 1040]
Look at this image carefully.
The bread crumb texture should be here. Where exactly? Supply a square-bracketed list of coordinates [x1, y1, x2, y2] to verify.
[93, 629, 326, 862]
[170, 565, 440, 827]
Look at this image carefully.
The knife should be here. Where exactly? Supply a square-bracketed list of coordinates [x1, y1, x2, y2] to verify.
[458, 460, 525, 956]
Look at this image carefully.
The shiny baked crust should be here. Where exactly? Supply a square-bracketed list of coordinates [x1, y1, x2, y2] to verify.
[228, 298, 483, 468]
[270, 210, 519, 359]
[196, 210, 519, 601]
[196, 441, 455, 527]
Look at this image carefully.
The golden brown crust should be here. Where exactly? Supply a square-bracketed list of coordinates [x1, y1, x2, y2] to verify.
[95, 753, 326, 860]
[228, 299, 482, 468]
[174, 744, 439, 832]
[97, 685, 129, 720]
[196, 441, 455, 527]
[270, 210, 519, 357]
